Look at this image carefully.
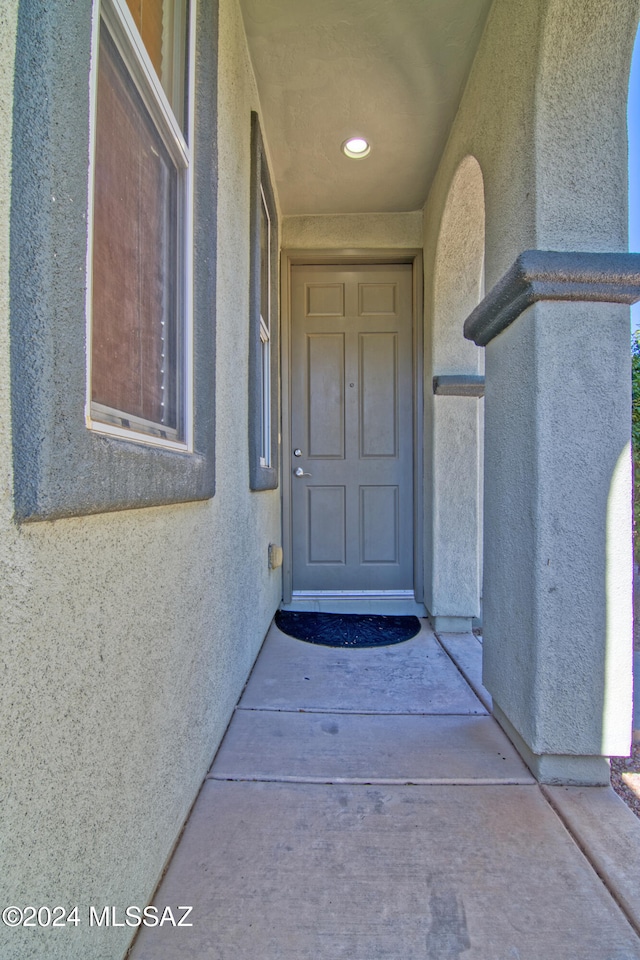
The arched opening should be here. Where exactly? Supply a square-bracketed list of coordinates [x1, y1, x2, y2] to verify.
[425, 155, 485, 629]
[433, 155, 485, 374]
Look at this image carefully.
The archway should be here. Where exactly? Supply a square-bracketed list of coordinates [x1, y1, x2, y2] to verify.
[425, 155, 485, 630]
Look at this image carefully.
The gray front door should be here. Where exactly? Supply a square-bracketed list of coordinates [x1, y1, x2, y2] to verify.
[290, 263, 414, 592]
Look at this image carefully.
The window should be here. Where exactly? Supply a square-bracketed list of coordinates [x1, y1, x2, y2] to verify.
[259, 185, 272, 466]
[249, 113, 279, 490]
[87, 0, 193, 448]
[10, 0, 217, 521]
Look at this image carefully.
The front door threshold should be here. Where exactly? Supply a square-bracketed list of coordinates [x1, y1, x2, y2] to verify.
[282, 591, 427, 617]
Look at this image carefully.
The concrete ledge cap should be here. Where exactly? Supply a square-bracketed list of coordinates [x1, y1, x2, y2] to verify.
[464, 250, 640, 346]
[432, 375, 485, 397]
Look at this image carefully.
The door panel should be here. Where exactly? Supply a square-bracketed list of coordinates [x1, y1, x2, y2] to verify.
[359, 332, 398, 458]
[307, 334, 345, 458]
[359, 282, 397, 315]
[360, 485, 399, 563]
[290, 264, 413, 592]
[307, 486, 346, 564]
[306, 282, 345, 317]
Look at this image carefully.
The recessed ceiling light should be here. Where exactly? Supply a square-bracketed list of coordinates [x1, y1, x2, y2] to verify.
[342, 137, 371, 159]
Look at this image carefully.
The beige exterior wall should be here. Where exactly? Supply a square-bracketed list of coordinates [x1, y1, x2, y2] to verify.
[422, 0, 546, 626]
[424, 0, 639, 774]
[282, 212, 423, 250]
[424, 156, 485, 624]
[1, 0, 639, 954]
[424, 0, 639, 304]
[0, 2, 281, 958]
[0, 6, 16, 519]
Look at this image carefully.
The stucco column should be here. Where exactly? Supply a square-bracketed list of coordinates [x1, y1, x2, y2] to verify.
[466, 251, 640, 785]
[427, 377, 484, 632]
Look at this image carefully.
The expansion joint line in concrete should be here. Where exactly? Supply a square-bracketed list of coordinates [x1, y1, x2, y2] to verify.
[235, 705, 487, 716]
[206, 774, 537, 786]
[432, 631, 490, 711]
[540, 785, 640, 942]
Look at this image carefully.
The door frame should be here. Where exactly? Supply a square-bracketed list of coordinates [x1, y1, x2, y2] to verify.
[280, 248, 424, 606]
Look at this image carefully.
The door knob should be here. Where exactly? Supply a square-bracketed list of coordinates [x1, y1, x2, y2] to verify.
[293, 448, 302, 457]
[294, 467, 311, 477]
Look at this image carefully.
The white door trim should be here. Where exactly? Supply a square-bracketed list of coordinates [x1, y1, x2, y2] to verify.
[280, 248, 424, 611]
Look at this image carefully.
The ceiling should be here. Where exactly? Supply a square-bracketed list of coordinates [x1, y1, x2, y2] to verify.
[238, 0, 494, 216]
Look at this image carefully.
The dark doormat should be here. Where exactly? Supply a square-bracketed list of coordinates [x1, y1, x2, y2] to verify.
[275, 610, 421, 648]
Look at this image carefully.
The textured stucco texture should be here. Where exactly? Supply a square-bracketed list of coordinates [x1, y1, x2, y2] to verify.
[282, 211, 423, 250]
[239, 0, 494, 215]
[422, 0, 639, 770]
[2, 4, 640, 960]
[0, 1, 281, 958]
[424, 155, 485, 620]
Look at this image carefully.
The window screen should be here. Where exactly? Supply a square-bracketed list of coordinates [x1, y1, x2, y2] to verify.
[89, 0, 190, 445]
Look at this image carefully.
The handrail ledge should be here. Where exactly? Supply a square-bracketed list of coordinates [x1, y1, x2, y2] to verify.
[464, 250, 640, 347]
[433, 375, 485, 397]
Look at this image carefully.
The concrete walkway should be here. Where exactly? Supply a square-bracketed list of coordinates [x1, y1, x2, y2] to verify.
[130, 620, 640, 960]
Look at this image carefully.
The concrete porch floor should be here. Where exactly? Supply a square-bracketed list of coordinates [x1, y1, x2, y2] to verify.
[130, 620, 640, 960]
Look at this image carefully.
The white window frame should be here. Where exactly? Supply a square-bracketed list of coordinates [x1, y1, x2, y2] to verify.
[259, 184, 272, 468]
[84, 0, 195, 452]
[249, 111, 278, 491]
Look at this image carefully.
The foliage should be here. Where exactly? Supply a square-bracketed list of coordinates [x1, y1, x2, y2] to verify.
[633, 331, 640, 452]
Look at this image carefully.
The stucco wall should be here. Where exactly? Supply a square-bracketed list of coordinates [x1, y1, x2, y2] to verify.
[425, 156, 485, 624]
[424, 0, 640, 773]
[0, 1, 281, 958]
[423, 0, 544, 350]
[0, 5, 15, 516]
[422, 0, 545, 629]
[282, 212, 423, 250]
